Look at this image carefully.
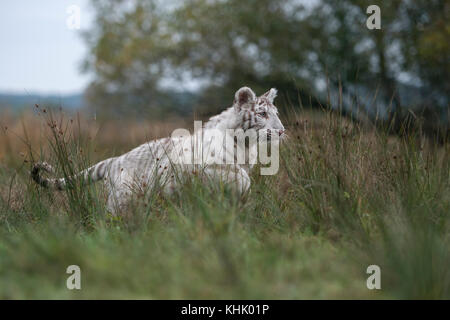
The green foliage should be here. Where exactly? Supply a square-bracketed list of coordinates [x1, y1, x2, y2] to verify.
[0, 109, 448, 299]
[83, 0, 448, 119]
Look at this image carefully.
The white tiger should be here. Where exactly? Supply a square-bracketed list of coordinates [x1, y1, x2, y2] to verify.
[32, 87, 285, 213]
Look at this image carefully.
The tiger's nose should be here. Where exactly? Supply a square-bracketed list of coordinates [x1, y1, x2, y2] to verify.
[278, 130, 285, 136]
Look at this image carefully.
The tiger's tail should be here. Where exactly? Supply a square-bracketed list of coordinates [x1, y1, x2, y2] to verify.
[31, 159, 111, 190]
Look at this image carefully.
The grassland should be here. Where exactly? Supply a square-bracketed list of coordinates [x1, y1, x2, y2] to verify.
[0, 107, 448, 299]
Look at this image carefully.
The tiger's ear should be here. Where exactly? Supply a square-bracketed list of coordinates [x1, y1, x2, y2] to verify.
[234, 87, 256, 111]
[263, 88, 278, 103]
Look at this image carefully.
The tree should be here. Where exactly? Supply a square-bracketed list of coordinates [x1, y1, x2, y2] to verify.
[82, 0, 178, 117]
[82, 0, 448, 129]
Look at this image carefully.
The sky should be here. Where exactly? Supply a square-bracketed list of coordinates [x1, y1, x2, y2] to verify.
[0, 0, 93, 95]
[0, 0, 324, 96]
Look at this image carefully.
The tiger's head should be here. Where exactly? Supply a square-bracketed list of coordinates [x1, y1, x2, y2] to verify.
[233, 87, 286, 140]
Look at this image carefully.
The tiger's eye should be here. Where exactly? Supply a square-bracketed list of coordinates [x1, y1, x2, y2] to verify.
[260, 112, 267, 117]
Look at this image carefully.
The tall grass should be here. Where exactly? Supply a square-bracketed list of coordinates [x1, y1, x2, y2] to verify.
[0, 106, 448, 299]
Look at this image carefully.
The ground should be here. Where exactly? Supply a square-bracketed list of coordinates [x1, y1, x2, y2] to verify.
[0, 108, 448, 299]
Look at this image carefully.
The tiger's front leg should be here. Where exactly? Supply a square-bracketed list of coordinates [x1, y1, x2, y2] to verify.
[203, 165, 251, 195]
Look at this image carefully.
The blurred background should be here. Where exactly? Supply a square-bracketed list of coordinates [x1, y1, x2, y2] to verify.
[0, 0, 448, 133]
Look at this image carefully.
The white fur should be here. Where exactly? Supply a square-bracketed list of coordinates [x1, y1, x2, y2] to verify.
[32, 87, 285, 213]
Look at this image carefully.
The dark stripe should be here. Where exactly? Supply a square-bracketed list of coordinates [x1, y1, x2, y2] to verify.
[96, 161, 106, 180]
